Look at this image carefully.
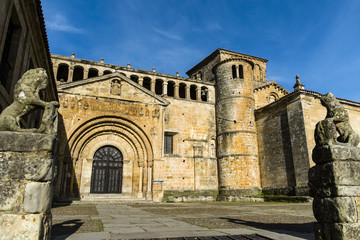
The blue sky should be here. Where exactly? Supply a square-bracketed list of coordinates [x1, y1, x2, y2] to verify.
[42, 0, 360, 102]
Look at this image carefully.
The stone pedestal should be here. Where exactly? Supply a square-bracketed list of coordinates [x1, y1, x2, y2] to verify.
[309, 145, 360, 240]
[0, 132, 57, 240]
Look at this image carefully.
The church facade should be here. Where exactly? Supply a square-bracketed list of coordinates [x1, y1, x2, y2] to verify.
[51, 50, 360, 202]
[1, 0, 360, 203]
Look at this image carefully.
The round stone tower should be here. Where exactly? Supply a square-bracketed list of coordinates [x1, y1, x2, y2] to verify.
[213, 58, 261, 200]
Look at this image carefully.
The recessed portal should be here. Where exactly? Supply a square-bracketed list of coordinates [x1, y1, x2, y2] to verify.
[90, 145, 123, 193]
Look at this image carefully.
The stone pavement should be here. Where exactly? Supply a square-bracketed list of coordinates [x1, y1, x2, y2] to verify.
[52, 202, 315, 240]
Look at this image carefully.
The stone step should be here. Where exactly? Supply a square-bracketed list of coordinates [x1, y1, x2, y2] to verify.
[80, 194, 149, 203]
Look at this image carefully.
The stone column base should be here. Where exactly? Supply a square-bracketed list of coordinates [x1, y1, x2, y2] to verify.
[315, 222, 360, 240]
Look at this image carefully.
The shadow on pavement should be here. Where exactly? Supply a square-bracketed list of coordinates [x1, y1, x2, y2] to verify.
[51, 219, 83, 237]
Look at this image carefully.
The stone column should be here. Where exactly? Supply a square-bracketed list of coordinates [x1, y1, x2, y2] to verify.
[138, 77, 143, 87]
[309, 93, 360, 240]
[68, 67, 74, 82]
[146, 166, 152, 200]
[150, 79, 155, 93]
[137, 165, 143, 198]
[0, 132, 57, 239]
[185, 85, 190, 99]
[174, 83, 179, 98]
[196, 86, 201, 101]
[163, 82, 168, 96]
[310, 145, 360, 240]
[84, 68, 89, 79]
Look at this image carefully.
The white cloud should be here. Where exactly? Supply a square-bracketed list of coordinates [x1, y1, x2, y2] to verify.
[152, 27, 182, 40]
[46, 14, 83, 33]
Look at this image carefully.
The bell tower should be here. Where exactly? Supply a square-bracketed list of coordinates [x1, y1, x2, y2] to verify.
[213, 58, 261, 200]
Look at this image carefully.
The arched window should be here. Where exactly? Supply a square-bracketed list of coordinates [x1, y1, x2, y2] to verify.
[103, 70, 112, 75]
[143, 77, 151, 90]
[57, 63, 69, 82]
[72, 66, 84, 81]
[254, 65, 261, 81]
[190, 85, 197, 100]
[167, 81, 175, 97]
[155, 79, 163, 95]
[179, 83, 186, 99]
[201, 86, 208, 102]
[232, 65, 237, 79]
[119, 72, 126, 76]
[130, 75, 139, 83]
[269, 92, 278, 103]
[238, 65, 244, 79]
[88, 68, 99, 78]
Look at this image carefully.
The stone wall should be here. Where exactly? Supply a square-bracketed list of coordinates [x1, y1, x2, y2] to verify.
[161, 97, 218, 194]
[256, 92, 310, 195]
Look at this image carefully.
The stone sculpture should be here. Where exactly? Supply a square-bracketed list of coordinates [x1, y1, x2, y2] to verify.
[315, 92, 360, 147]
[0, 68, 59, 134]
[0, 68, 58, 240]
[310, 92, 360, 240]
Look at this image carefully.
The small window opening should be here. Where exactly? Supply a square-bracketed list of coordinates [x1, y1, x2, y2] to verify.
[190, 85, 197, 100]
[238, 65, 244, 79]
[167, 81, 175, 97]
[179, 83, 186, 99]
[73, 66, 84, 81]
[232, 65, 237, 79]
[88, 68, 99, 78]
[201, 87, 208, 102]
[130, 75, 139, 83]
[164, 133, 173, 154]
[143, 77, 151, 90]
[57, 64, 69, 82]
[155, 79, 163, 95]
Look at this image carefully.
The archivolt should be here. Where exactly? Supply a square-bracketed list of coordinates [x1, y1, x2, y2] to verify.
[66, 116, 153, 167]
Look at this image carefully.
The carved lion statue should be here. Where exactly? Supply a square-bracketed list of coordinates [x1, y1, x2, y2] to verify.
[0, 68, 59, 134]
[315, 93, 360, 147]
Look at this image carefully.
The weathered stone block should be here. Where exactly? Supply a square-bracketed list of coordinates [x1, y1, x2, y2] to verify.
[0, 213, 51, 240]
[0, 132, 57, 153]
[309, 161, 360, 197]
[0, 152, 54, 181]
[312, 145, 360, 164]
[315, 222, 360, 240]
[313, 197, 357, 223]
[23, 182, 52, 213]
[0, 180, 21, 211]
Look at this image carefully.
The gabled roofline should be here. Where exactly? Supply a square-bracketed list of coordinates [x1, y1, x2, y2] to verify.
[57, 72, 170, 106]
[254, 80, 290, 94]
[186, 48, 268, 77]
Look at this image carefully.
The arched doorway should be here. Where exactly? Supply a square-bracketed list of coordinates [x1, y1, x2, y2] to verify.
[90, 145, 123, 193]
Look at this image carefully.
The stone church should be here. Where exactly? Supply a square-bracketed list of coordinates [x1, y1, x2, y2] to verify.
[2, 0, 360, 203]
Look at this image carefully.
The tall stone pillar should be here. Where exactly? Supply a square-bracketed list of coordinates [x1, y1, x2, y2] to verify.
[309, 92, 360, 240]
[174, 83, 179, 98]
[163, 82, 168, 96]
[150, 79, 155, 93]
[0, 132, 57, 239]
[196, 86, 201, 101]
[185, 85, 190, 99]
[213, 59, 261, 200]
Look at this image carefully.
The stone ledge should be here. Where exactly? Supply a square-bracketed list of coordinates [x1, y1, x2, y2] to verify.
[0, 132, 57, 152]
[312, 145, 360, 164]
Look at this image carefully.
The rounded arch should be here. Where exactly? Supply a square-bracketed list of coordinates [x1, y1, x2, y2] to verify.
[66, 116, 154, 168]
[88, 68, 99, 78]
[103, 70, 112, 75]
[190, 84, 197, 100]
[179, 82, 186, 99]
[57, 63, 69, 82]
[73, 65, 84, 81]
[130, 75, 139, 83]
[269, 92, 279, 103]
[167, 81, 175, 97]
